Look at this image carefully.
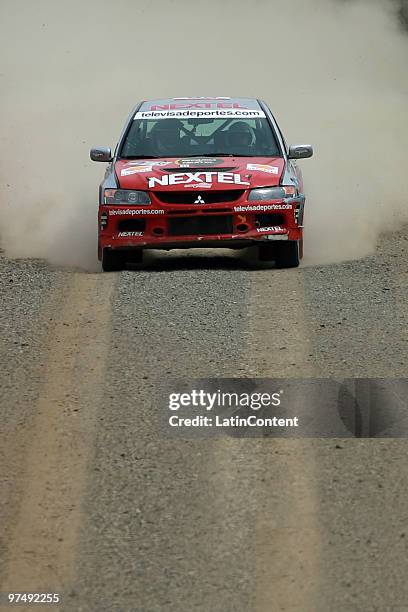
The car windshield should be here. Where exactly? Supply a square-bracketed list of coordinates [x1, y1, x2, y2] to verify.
[120, 117, 282, 159]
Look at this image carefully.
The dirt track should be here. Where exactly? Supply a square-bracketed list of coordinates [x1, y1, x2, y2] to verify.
[0, 228, 407, 612]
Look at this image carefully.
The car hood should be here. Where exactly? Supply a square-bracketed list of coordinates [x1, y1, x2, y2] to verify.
[115, 156, 285, 191]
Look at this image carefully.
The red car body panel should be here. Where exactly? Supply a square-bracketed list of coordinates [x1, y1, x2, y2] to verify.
[98, 156, 303, 254]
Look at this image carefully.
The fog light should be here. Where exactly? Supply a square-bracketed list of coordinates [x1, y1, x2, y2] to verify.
[152, 227, 164, 236]
[236, 223, 249, 233]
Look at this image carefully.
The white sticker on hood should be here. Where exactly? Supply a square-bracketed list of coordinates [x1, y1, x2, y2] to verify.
[246, 163, 279, 175]
[184, 182, 212, 189]
[121, 166, 153, 176]
[148, 171, 250, 188]
[124, 160, 171, 166]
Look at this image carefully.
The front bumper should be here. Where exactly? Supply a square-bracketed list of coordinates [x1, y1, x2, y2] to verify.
[98, 200, 304, 257]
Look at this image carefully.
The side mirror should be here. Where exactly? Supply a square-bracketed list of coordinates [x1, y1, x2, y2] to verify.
[288, 144, 313, 160]
[90, 147, 112, 162]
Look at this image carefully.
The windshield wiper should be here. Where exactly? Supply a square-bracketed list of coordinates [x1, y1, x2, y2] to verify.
[213, 153, 282, 158]
[210, 153, 245, 157]
[119, 155, 161, 160]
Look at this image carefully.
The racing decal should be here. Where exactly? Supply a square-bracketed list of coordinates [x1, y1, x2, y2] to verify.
[234, 204, 292, 212]
[109, 208, 165, 216]
[173, 158, 223, 168]
[118, 231, 144, 237]
[121, 160, 171, 175]
[134, 109, 266, 120]
[121, 166, 153, 176]
[173, 97, 232, 100]
[148, 172, 249, 188]
[256, 226, 287, 233]
[246, 163, 279, 175]
[148, 102, 247, 111]
[124, 160, 171, 167]
[184, 183, 212, 189]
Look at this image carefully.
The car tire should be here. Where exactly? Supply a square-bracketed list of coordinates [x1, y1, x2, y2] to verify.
[258, 243, 276, 262]
[274, 240, 300, 268]
[128, 249, 143, 264]
[102, 248, 125, 272]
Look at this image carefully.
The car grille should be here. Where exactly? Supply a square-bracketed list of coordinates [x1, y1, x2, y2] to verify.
[117, 219, 146, 232]
[155, 190, 244, 204]
[168, 215, 233, 236]
[255, 213, 285, 227]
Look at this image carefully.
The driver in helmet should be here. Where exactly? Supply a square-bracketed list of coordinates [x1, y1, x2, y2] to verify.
[149, 119, 183, 156]
[225, 121, 254, 151]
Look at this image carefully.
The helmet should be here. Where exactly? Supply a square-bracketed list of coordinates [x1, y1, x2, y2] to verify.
[150, 119, 182, 155]
[226, 121, 254, 148]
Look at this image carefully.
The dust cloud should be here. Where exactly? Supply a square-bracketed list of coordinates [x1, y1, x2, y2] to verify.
[0, 0, 407, 268]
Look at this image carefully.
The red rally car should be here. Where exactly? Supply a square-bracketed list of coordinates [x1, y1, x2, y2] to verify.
[91, 97, 313, 271]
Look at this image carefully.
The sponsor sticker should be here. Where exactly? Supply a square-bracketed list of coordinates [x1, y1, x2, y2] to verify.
[121, 166, 153, 176]
[135, 109, 266, 120]
[109, 208, 165, 216]
[148, 171, 249, 188]
[246, 163, 279, 175]
[256, 226, 287, 233]
[174, 158, 222, 168]
[148, 102, 247, 111]
[234, 204, 292, 212]
[173, 97, 232, 100]
[184, 183, 212, 189]
[118, 231, 144, 237]
[121, 160, 171, 175]
[124, 160, 171, 166]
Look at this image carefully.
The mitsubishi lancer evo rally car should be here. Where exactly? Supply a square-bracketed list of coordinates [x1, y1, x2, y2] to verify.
[91, 97, 313, 271]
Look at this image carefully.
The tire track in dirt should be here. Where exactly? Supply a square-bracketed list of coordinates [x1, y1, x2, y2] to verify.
[247, 269, 322, 612]
[0, 272, 114, 611]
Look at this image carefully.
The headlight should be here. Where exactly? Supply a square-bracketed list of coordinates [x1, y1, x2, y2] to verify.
[104, 189, 151, 205]
[248, 186, 297, 201]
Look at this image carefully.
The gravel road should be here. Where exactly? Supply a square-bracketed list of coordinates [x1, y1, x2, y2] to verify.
[0, 228, 407, 612]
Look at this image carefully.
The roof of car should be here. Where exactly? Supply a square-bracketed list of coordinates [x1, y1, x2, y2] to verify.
[139, 97, 262, 111]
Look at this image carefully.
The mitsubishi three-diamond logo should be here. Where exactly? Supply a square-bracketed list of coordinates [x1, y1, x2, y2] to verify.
[194, 195, 205, 204]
